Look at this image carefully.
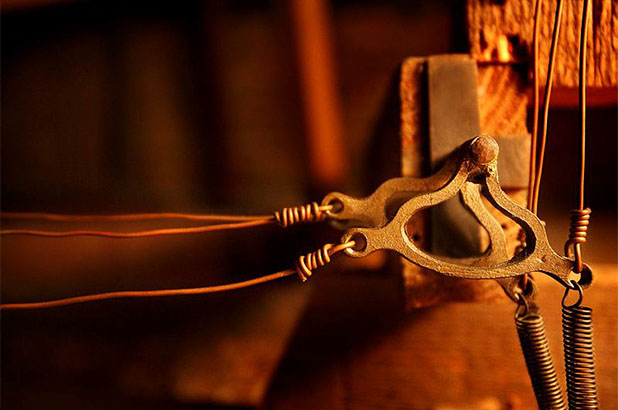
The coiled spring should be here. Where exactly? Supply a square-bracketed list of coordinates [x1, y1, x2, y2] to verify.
[275, 202, 330, 228]
[564, 208, 591, 273]
[295, 241, 355, 281]
[562, 285, 599, 409]
[516, 298, 566, 410]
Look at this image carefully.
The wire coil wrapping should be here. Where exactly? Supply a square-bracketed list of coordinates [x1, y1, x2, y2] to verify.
[562, 292, 599, 409]
[566, 209, 591, 247]
[274, 202, 330, 227]
[295, 241, 355, 282]
[564, 208, 591, 273]
[296, 244, 333, 281]
[516, 308, 566, 410]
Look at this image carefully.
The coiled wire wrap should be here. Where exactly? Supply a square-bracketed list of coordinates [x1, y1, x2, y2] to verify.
[515, 296, 566, 410]
[274, 202, 330, 228]
[562, 284, 599, 409]
[564, 208, 591, 273]
[296, 241, 355, 281]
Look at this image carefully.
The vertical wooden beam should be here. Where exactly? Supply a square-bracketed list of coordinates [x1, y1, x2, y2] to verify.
[289, 0, 347, 191]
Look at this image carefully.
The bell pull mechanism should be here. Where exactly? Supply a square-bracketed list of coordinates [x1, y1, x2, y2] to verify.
[336, 136, 590, 289]
[2, 68, 599, 410]
[330, 135, 589, 409]
[0, 137, 600, 406]
[2, 58, 598, 410]
[1, 1, 599, 408]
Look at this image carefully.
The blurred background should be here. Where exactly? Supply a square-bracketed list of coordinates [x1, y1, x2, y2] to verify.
[1, 0, 616, 409]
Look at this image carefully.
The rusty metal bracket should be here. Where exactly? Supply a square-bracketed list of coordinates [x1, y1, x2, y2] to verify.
[322, 139, 537, 301]
[459, 182, 537, 302]
[340, 136, 591, 289]
[321, 148, 461, 229]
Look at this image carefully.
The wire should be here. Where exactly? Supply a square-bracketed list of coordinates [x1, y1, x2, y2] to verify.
[563, 0, 592, 274]
[0, 218, 276, 238]
[0, 270, 296, 310]
[520, 0, 544, 291]
[0, 240, 355, 310]
[1, 202, 333, 238]
[1, 212, 271, 222]
[527, 0, 542, 211]
[531, 0, 565, 215]
[577, 0, 591, 211]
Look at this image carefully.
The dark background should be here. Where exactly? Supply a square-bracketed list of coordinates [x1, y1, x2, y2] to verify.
[2, 1, 616, 409]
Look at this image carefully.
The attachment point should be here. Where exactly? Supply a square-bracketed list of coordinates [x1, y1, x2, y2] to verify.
[562, 280, 584, 308]
[325, 198, 344, 215]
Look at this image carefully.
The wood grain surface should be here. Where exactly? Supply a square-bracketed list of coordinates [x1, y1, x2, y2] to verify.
[467, 0, 617, 88]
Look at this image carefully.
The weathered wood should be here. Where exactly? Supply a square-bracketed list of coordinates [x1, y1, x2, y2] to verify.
[467, 0, 617, 88]
[477, 64, 532, 258]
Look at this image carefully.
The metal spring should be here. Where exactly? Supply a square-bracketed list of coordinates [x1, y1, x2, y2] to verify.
[562, 286, 599, 409]
[274, 202, 330, 228]
[516, 307, 567, 410]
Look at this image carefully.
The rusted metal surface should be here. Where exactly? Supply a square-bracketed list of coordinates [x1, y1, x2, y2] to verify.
[395, 59, 531, 307]
[399, 57, 506, 307]
[460, 182, 538, 303]
[322, 157, 457, 229]
[341, 136, 590, 289]
[323, 134, 536, 301]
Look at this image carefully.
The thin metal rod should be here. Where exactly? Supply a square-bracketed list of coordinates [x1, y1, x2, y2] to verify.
[1, 212, 270, 222]
[0, 218, 276, 238]
[0, 270, 296, 310]
[531, 0, 565, 214]
[577, 0, 591, 210]
[527, 0, 542, 210]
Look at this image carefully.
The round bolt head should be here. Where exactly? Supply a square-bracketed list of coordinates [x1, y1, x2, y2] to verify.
[470, 135, 499, 164]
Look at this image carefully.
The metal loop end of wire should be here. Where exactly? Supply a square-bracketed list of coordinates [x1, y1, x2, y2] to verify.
[515, 291, 531, 319]
[562, 280, 584, 309]
[514, 276, 540, 319]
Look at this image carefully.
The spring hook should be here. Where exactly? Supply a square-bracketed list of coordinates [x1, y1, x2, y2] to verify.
[562, 281, 599, 409]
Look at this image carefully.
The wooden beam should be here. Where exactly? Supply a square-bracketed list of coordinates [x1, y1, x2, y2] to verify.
[467, 0, 617, 88]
